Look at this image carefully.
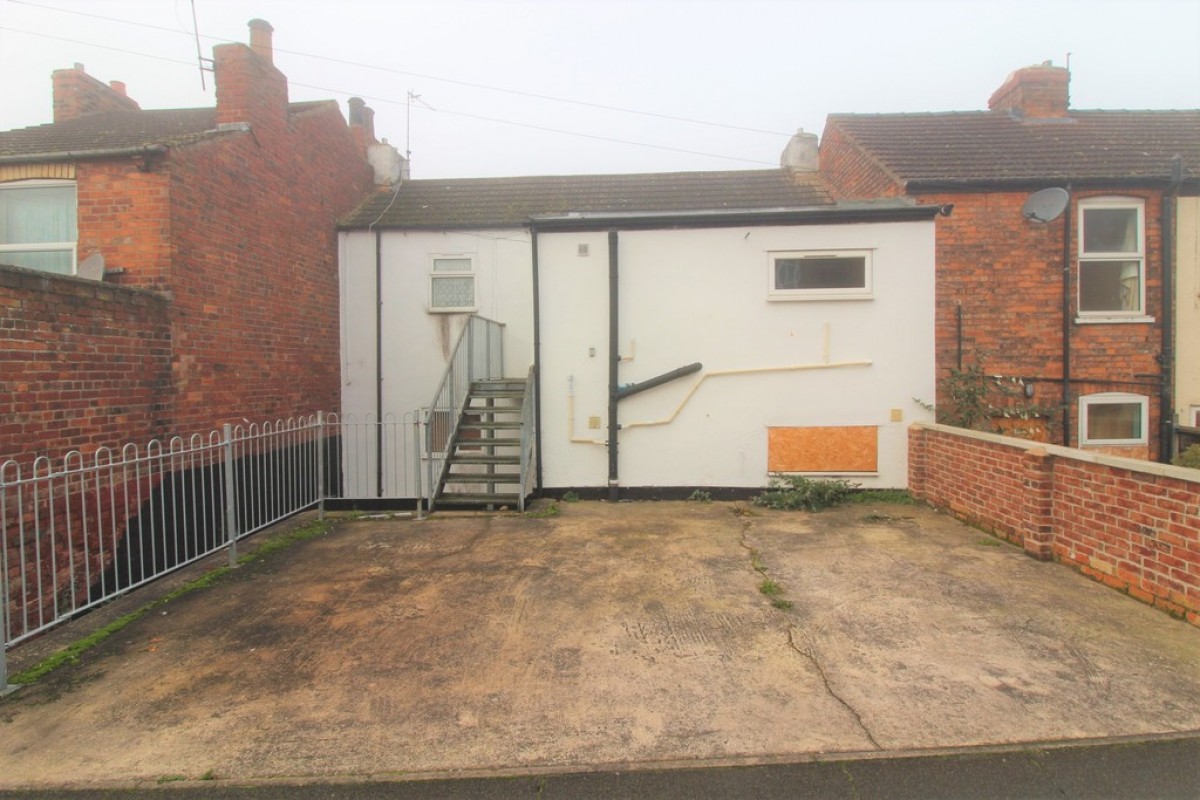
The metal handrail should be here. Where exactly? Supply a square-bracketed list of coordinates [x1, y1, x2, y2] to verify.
[517, 365, 537, 511]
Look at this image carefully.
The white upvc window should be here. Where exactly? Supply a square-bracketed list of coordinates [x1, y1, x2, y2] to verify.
[1077, 198, 1145, 318]
[1189, 406, 1200, 428]
[0, 179, 78, 275]
[1079, 393, 1149, 446]
[429, 255, 475, 312]
[768, 250, 873, 301]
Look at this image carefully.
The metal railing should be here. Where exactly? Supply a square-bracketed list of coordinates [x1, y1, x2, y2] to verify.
[326, 412, 424, 501]
[518, 365, 537, 512]
[424, 315, 506, 511]
[2, 416, 324, 687]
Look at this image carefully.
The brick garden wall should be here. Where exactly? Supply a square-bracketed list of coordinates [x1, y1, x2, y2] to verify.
[910, 422, 1200, 626]
[0, 264, 172, 465]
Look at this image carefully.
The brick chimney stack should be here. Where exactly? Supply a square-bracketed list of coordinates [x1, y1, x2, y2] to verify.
[988, 62, 1070, 119]
[52, 63, 140, 122]
[248, 19, 274, 64]
[214, 19, 288, 136]
[347, 97, 378, 156]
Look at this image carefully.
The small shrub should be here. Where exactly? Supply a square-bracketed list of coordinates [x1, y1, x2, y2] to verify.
[687, 489, 712, 503]
[561, 490, 581, 503]
[1172, 444, 1200, 470]
[752, 475, 859, 511]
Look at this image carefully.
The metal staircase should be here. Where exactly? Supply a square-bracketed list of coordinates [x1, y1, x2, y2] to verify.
[434, 378, 529, 510]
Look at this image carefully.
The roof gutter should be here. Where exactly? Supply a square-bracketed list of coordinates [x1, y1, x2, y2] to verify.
[908, 176, 1200, 194]
[0, 145, 169, 165]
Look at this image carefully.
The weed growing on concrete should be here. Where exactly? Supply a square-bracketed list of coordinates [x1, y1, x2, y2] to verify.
[844, 489, 914, 505]
[730, 504, 756, 517]
[157, 775, 186, 784]
[771, 599, 794, 610]
[687, 490, 712, 503]
[753, 475, 859, 511]
[977, 537, 1003, 547]
[200, 769, 217, 781]
[759, 578, 783, 597]
[561, 491, 581, 502]
[524, 502, 560, 519]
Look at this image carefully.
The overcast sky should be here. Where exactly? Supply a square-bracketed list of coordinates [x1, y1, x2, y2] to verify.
[2, 0, 1198, 179]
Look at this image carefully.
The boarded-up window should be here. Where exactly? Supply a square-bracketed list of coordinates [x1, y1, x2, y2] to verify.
[767, 426, 878, 473]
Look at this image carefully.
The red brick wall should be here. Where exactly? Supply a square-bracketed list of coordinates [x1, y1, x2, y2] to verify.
[163, 102, 372, 432]
[910, 423, 1200, 626]
[0, 264, 172, 465]
[817, 120, 905, 200]
[77, 161, 173, 292]
[917, 189, 1164, 457]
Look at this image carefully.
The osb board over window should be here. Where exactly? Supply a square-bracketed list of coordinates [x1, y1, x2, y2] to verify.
[767, 425, 878, 473]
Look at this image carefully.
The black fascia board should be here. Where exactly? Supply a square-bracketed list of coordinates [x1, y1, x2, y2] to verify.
[528, 204, 944, 234]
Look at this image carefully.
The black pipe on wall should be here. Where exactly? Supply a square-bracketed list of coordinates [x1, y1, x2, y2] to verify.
[607, 229, 620, 502]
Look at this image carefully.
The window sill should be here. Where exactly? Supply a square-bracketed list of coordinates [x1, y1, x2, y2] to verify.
[427, 307, 478, 315]
[1074, 315, 1155, 325]
[767, 294, 874, 303]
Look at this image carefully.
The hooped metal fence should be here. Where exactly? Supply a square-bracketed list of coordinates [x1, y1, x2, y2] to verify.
[2, 316, 516, 688]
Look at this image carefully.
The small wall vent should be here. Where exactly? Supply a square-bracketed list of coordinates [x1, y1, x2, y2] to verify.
[578, 243, 590, 257]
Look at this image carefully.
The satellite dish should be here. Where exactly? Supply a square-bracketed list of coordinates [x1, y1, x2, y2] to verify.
[1022, 187, 1070, 223]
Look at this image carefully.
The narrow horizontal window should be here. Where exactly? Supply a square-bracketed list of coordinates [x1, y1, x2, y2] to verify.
[768, 250, 872, 300]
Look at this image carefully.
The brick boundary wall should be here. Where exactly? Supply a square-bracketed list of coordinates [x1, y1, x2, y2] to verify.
[909, 422, 1200, 626]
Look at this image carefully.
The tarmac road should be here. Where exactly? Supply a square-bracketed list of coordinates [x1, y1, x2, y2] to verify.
[1, 736, 1197, 798]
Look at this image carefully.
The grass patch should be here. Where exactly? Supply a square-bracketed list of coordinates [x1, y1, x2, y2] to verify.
[844, 489, 915, 505]
[157, 775, 187, 785]
[561, 491, 581, 503]
[977, 537, 1003, 547]
[687, 490, 712, 503]
[771, 598, 794, 611]
[759, 578, 783, 597]
[8, 517, 332, 686]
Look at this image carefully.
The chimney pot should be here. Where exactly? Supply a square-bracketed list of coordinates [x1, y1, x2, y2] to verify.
[109, 80, 127, 97]
[780, 128, 819, 172]
[248, 19, 274, 64]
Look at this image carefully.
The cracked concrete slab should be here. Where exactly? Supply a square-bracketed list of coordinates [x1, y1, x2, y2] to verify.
[1, 501, 1198, 789]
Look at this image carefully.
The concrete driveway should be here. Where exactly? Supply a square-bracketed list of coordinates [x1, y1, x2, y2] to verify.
[2, 500, 1199, 789]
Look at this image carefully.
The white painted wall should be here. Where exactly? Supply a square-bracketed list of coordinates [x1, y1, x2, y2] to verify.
[537, 220, 937, 489]
[338, 228, 534, 494]
[1175, 197, 1200, 428]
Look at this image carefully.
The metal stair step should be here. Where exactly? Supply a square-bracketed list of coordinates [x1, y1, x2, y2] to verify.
[449, 454, 520, 465]
[436, 493, 521, 507]
[443, 473, 520, 484]
[460, 421, 523, 430]
[454, 437, 521, 447]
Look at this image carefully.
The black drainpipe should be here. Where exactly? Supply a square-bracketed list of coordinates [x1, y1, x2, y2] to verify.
[531, 227, 544, 492]
[1160, 157, 1184, 462]
[607, 229, 620, 502]
[1061, 190, 1073, 447]
[375, 228, 384, 497]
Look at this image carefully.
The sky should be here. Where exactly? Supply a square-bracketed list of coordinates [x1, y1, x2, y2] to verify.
[1, 0, 1198, 179]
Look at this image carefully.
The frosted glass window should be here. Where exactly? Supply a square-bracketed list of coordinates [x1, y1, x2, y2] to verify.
[429, 255, 475, 311]
[1080, 394, 1148, 445]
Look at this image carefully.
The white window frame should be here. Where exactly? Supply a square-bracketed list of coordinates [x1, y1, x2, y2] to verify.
[767, 249, 873, 301]
[1078, 392, 1149, 446]
[1189, 405, 1200, 428]
[1077, 197, 1146, 320]
[428, 254, 476, 313]
[0, 179, 78, 276]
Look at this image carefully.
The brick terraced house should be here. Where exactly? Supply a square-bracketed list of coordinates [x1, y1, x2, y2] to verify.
[0, 19, 378, 464]
[819, 62, 1200, 462]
